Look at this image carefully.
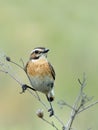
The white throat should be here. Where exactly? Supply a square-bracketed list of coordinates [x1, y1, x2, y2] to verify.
[31, 55, 47, 62]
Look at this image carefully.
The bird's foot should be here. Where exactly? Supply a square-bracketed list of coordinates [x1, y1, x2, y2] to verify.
[48, 108, 54, 117]
[20, 84, 36, 94]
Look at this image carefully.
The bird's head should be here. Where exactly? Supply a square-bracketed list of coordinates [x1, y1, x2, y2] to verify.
[30, 47, 49, 60]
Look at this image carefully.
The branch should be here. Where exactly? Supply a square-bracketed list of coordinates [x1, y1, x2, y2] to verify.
[42, 118, 59, 130]
[78, 100, 98, 114]
[64, 74, 88, 130]
[58, 100, 75, 110]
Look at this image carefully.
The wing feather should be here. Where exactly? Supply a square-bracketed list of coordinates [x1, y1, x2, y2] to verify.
[48, 62, 55, 80]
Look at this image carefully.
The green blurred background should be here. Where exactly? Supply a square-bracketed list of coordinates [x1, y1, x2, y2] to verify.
[0, 0, 98, 130]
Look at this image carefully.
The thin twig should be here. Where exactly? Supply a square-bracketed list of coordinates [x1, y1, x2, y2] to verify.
[20, 58, 25, 68]
[54, 114, 65, 127]
[28, 88, 65, 127]
[65, 75, 87, 130]
[6, 56, 24, 70]
[67, 100, 84, 130]
[42, 118, 59, 130]
[58, 100, 75, 110]
[0, 69, 23, 86]
[78, 100, 98, 114]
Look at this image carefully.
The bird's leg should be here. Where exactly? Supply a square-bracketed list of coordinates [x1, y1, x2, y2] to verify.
[48, 101, 54, 117]
[20, 84, 36, 94]
[46, 95, 54, 117]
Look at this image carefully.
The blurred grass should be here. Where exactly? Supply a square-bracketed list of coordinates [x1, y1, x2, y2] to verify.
[0, 0, 98, 130]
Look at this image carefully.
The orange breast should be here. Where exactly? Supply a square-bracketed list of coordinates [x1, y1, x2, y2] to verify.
[27, 59, 52, 78]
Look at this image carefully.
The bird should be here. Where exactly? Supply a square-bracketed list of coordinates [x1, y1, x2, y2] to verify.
[24, 47, 56, 116]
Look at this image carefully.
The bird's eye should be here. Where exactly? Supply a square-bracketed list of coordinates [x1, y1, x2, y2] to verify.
[35, 50, 39, 54]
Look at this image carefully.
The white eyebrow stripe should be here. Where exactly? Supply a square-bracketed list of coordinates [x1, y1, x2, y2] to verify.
[30, 48, 42, 54]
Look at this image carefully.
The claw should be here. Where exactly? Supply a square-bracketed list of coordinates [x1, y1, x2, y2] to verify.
[20, 84, 28, 94]
[48, 108, 54, 117]
[20, 84, 36, 94]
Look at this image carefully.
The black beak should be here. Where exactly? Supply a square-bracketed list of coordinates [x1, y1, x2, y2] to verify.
[43, 48, 49, 53]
